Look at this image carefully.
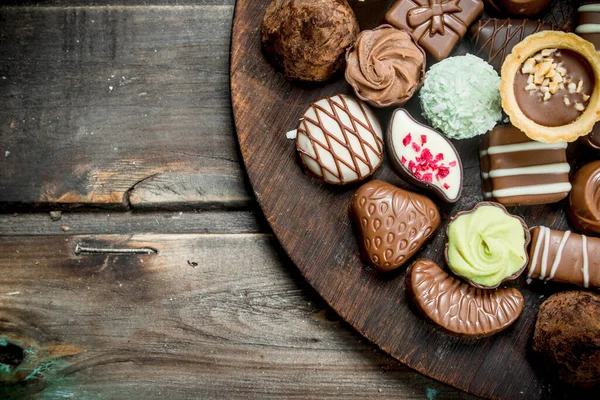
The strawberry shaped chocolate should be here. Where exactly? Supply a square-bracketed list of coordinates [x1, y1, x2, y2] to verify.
[387, 109, 463, 203]
[350, 180, 441, 272]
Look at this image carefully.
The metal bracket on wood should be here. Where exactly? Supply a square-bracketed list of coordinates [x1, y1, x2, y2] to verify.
[74, 243, 157, 255]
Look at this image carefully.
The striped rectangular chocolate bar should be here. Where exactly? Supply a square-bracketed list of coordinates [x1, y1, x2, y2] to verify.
[479, 124, 571, 206]
[576, 2, 600, 49]
[527, 226, 599, 289]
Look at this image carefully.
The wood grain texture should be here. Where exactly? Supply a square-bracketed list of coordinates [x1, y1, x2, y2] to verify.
[231, 0, 595, 399]
[0, 210, 263, 235]
[0, 5, 249, 209]
[0, 234, 477, 399]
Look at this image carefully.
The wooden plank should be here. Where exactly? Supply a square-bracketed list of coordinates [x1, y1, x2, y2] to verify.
[0, 234, 476, 399]
[0, 5, 251, 209]
[0, 210, 264, 235]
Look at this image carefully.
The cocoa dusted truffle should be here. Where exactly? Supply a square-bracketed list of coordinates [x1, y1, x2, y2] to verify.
[533, 291, 600, 388]
[261, 0, 359, 82]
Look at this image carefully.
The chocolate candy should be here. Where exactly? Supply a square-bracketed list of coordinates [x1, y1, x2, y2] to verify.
[350, 180, 440, 272]
[345, 25, 426, 108]
[576, 2, 600, 49]
[387, 109, 463, 203]
[261, 0, 359, 82]
[527, 226, 600, 289]
[385, 0, 484, 60]
[408, 259, 524, 337]
[482, 0, 550, 16]
[576, 3, 600, 150]
[469, 18, 557, 72]
[296, 95, 384, 185]
[513, 48, 595, 127]
[533, 291, 600, 388]
[568, 161, 600, 236]
[445, 202, 530, 288]
[479, 124, 571, 206]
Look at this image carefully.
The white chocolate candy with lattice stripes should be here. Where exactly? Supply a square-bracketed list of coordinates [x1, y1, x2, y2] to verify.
[296, 94, 384, 185]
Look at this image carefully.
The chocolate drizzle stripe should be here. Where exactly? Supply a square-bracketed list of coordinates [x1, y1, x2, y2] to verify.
[480, 141, 567, 156]
[548, 230, 571, 280]
[297, 95, 383, 183]
[579, 4, 600, 12]
[483, 163, 570, 178]
[576, 24, 600, 33]
[485, 182, 572, 198]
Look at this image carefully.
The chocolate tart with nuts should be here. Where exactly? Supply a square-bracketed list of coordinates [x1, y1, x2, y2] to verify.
[500, 31, 600, 143]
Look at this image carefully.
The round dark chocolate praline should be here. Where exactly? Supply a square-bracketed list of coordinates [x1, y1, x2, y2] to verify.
[444, 201, 531, 289]
[513, 49, 596, 127]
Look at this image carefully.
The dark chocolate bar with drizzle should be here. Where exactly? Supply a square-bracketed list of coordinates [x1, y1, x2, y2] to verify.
[469, 18, 557, 72]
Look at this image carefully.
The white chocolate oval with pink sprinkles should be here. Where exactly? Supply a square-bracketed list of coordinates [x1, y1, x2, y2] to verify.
[387, 109, 463, 203]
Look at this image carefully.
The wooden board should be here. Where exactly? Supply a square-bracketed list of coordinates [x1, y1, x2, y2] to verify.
[0, 233, 477, 399]
[0, 5, 250, 209]
[230, 1, 597, 399]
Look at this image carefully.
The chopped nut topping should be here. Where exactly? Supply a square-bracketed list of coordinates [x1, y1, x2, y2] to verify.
[520, 49, 588, 108]
[521, 58, 536, 74]
[541, 48, 557, 57]
[525, 83, 538, 91]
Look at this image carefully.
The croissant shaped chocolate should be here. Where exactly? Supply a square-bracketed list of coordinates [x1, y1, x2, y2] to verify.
[407, 259, 524, 337]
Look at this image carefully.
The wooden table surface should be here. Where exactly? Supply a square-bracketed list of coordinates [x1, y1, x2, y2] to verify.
[0, 1, 555, 399]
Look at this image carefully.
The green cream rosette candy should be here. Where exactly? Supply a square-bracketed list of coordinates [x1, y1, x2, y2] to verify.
[445, 202, 531, 289]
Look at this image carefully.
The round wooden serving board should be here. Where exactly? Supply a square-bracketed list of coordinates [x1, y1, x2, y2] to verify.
[230, 1, 596, 399]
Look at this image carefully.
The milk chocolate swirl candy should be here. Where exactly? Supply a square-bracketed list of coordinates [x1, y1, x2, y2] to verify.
[469, 18, 557, 72]
[569, 161, 600, 236]
[296, 94, 384, 185]
[387, 109, 463, 203]
[350, 180, 440, 272]
[345, 25, 425, 108]
[479, 124, 571, 206]
[527, 226, 600, 289]
[445, 202, 530, 289]
[408, 259, 524, 337]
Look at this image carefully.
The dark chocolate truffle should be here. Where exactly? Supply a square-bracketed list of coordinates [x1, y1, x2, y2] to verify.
[533, 291, 600, 388]
[261, 0, 359, 82]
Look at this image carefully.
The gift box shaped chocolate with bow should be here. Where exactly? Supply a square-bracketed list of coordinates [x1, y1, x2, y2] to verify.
[385, 0, 484, 60]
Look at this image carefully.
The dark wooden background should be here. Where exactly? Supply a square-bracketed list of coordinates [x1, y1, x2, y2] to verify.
[0, 0, 587, 399]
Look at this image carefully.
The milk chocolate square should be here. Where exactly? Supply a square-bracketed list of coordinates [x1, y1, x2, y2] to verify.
[479, 124, 571, 206]
[385, 0, 484, 60]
